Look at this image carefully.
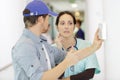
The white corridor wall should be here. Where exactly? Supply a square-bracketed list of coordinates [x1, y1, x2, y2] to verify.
[104, 0, 120, 80]
[0, 0, 26, 79]
[1, 0, 120, 80]
[85, 0, 105, 80]
[86, 0, 120, 80]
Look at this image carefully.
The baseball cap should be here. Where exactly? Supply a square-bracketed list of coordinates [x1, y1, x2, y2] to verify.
[23, 0, 58, 16]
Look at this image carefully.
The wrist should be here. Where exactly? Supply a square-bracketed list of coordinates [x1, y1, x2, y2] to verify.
[91, 44, 97, 52]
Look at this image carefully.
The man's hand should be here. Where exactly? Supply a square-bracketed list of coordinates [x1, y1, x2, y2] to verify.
[65, 47, 79, 67]
[92, 28, 103, 51]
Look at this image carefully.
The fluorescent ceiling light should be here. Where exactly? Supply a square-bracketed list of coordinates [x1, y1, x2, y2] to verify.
[71, 3, 78, 8]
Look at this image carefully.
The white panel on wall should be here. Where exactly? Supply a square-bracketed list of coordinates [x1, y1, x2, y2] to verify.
[104, 0, 120, 80]
[0, 0, 26, 79]
[85, 0, 105, 80]
[0, 0, 25, 68]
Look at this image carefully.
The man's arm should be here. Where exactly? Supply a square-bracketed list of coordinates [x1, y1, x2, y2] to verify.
[41, 29, 102, 80]
[41, 59, 70, 80]
[41, 45, 99, 80]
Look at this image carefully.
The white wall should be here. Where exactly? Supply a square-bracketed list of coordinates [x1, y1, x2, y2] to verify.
[0, 0, 26, 79]
[86, 0, 120, 80]
[0, 66, 14, 80]
[104, 0, 120, 80]
[1, 0, 120, 80]
[85, 0, 105, 80]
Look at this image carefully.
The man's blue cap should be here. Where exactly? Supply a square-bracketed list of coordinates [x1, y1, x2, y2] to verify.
[23, 0, 58, 16]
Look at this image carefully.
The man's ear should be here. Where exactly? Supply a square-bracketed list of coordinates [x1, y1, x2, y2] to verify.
[37, 16, 44, 24]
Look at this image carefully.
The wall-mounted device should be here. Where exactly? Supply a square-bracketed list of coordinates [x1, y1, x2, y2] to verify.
[98, 22, 107, 40]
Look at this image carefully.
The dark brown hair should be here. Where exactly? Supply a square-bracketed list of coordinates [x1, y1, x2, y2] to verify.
[76, 19, 82, 26]
[55, 11, 76, 26]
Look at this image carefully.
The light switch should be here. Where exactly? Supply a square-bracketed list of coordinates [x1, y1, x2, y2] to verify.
[98, 22, 107, 40]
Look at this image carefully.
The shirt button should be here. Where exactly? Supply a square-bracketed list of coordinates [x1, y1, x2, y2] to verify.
[70, 65, 74, 72]
[31, 65, 34, 67]
[40, 41, 43, 43]
[42, 48, 44, 50]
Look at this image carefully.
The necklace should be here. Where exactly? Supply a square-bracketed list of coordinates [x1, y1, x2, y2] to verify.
[62, 38, 78, 51]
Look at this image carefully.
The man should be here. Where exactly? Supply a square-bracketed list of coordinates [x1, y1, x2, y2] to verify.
[11, 0, 102, 80]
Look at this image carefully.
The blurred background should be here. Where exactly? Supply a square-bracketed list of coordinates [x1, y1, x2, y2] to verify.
[0, 0, 120, 80]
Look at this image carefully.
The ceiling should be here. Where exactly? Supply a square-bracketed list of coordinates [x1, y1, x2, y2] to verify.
[43, 0, 86, 12]
[26, 0, 86, 12]
[43, 0, 85, 2]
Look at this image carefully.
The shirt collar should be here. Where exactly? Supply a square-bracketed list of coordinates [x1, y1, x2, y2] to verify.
[23, 28, 47, 43]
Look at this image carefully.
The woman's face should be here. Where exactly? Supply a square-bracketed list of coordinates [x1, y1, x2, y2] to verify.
[57, 14, 75, 38]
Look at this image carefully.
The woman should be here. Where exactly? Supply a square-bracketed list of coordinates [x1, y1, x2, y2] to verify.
[54, 11, 100, 80]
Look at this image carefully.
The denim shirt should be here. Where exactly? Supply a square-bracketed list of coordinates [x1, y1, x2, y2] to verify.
[12, 29, 66, 80]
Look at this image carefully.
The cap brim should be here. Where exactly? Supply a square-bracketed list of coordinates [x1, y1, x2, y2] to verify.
[49, 10, 58, 16]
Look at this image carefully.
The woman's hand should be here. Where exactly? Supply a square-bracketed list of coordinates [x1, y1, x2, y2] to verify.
[92, 28, 103, 51]
[54, 34, 63, 49]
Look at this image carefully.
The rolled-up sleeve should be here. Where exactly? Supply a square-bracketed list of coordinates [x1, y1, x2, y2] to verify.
[13, 43, 44, 80]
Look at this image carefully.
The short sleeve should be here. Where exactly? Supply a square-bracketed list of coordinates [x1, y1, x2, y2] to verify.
[85, 54, 101, 74]
[13, 43, 44, 80]
[76, 39, 101, 74]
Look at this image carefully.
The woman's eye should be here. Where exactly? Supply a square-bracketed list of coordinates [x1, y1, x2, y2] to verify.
[60, 22, 65, 25]
[70, 22, 73, 25]
[68, 22, 73, 25]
